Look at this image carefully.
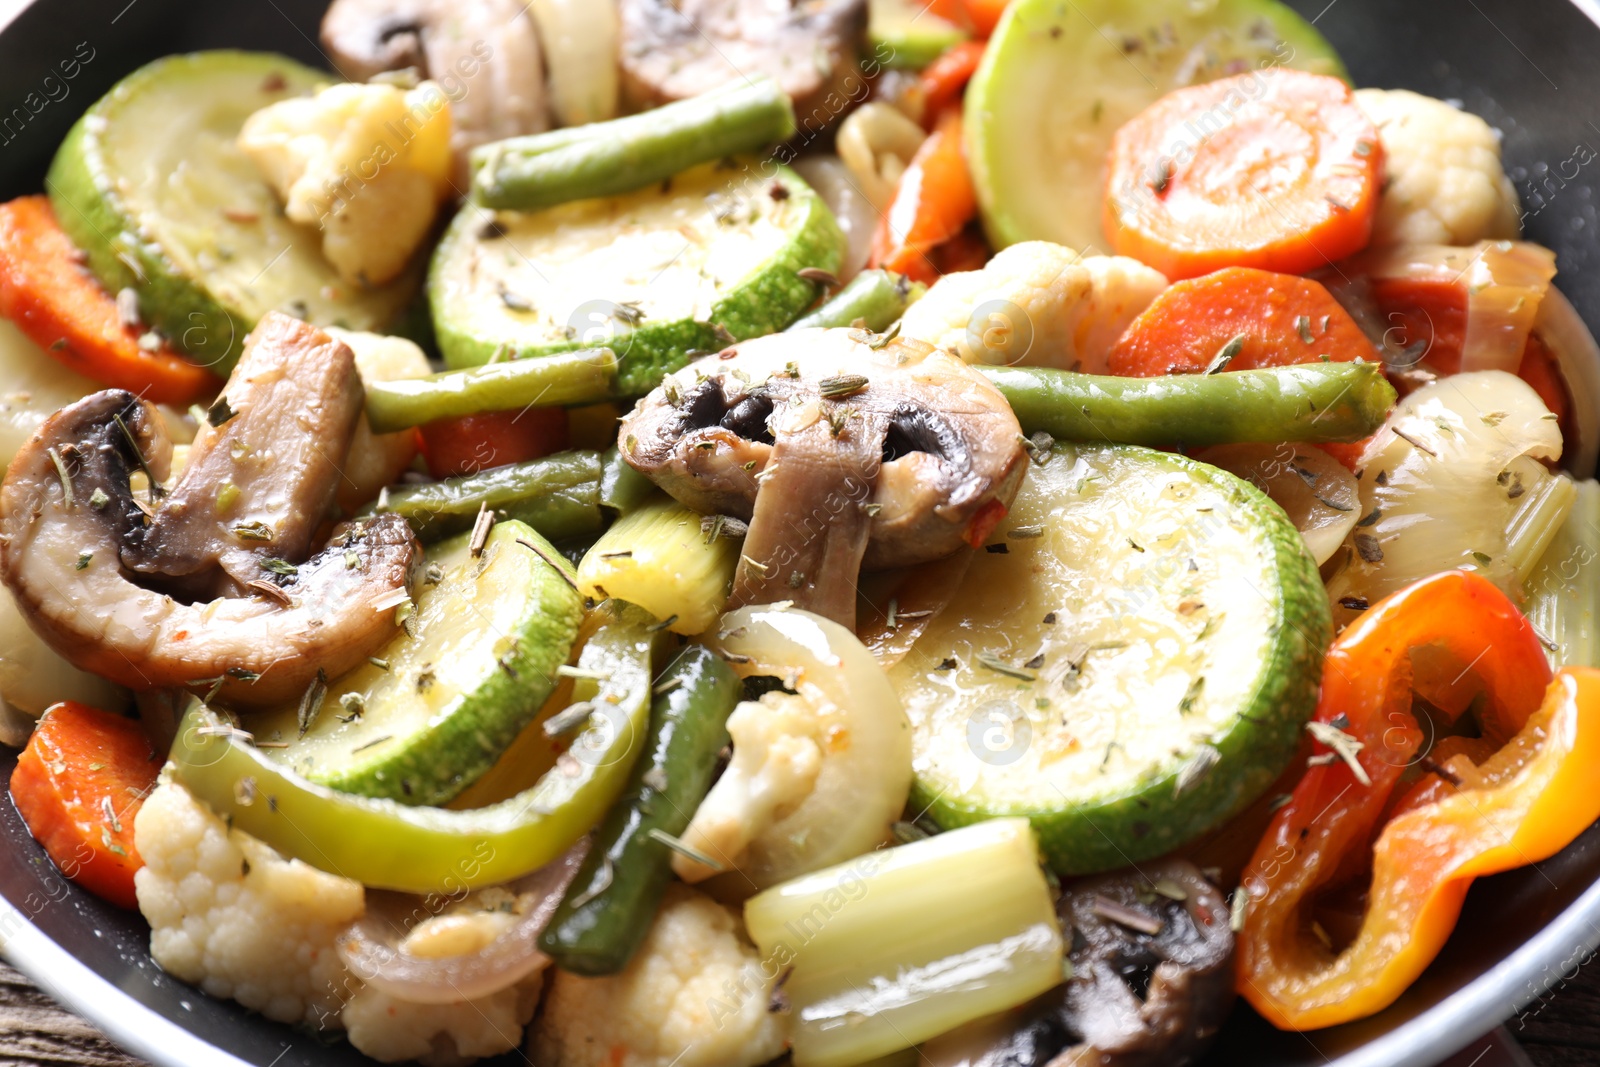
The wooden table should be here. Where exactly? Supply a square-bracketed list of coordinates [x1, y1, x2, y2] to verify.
[1, 957, 1598, 1067]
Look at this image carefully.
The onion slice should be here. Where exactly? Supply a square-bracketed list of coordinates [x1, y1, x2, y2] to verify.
[1534, 287, 1600, 480]
[1340, 241, 1556, 373]
[1192, 445, 1359, 566]
[336, 839, 588, 1005]
[793, 156, 875, 283]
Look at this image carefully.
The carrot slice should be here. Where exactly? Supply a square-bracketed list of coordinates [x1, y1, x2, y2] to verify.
[0, 196, 220, 405]
[869, 111, 978, 285]
[10, 702, 158, 910]
[919, 41, 987, 126]
[1107, 266, 1379, 377]
[1103, 69, 1382, 281]
[418, 407, 571, 478]
[961, 0, 1010, 36]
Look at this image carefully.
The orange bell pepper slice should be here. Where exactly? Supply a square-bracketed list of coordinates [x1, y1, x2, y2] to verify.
[869, 111, 978, 286]
[1235, 571, 1600, 1031]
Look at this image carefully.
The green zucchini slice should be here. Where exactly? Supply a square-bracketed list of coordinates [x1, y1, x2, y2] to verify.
[869, 0, 969, 71]
[430, 159, 844, 396]
[45, 51, 422, 375]
[890, 443, 1329, 874]
[251, 520, 585, 806]
[966, 0, 1346, 251]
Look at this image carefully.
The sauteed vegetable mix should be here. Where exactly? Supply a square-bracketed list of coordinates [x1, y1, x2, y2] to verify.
[0, 0, 1596, 1063]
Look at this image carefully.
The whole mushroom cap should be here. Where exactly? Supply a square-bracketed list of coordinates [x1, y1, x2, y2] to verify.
[619, 328, 1028, 628]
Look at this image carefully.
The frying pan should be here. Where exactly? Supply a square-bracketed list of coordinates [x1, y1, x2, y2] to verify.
[0, 0, 1597, 1064]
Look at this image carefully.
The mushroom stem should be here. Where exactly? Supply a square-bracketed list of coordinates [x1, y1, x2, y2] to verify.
[619, 330, 1028, 631]
[730, 409, 882, 628]
[127, 312, 366, 598]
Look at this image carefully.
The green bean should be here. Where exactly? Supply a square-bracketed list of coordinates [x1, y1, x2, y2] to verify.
[373, 450, 604, 541]
[600, 446, 658, 515]
[980, 362, 1396, 447]
[538, 645, 741, 974]
[364, 350, 618, 434]
[472, 78, 796, 211]
[787, 270, 925, 332]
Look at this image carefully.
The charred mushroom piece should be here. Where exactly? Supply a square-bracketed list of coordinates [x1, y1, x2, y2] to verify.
[126, 312, 364, 599]
[0, 327, 421, 708]
[321, 0, 548, 178]
[620, 328, 1026, 629]
[619, 0, 866, 124]
[920, 860, 1235, 1067]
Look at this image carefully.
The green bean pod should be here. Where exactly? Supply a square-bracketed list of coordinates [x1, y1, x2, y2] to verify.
[980, 362, 1397, 446]
[374, 450, 604, 541]
[472, 78, 796, 211]
[788, 270, 925, 332]
[364, 349, 618, 434]
[539, 644, 741, 975]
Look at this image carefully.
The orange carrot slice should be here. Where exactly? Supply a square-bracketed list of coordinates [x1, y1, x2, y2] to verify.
[1107, 266, 1378, 377]
[1103, 69, 1382, 280]
[11, 702, 159, 910]
[0, 196, 219, 405]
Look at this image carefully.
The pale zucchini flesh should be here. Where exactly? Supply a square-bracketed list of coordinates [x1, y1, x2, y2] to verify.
[252, 521, 584, 805]
[890, 443, 1329, 873]
[46, 51, 421, 374]
[430, 159, 844, 395]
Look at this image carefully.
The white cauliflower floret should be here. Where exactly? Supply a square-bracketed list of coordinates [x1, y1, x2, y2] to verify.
[343, 888, 545, 1066]
[344, 973, 544, 1067]
[1357, 88, 1521, 246]
[532, 883, 789, 1067]
[239, 80, 453, 287]
[672, 692, 821, 882]
[133, 781, 364, 1029]
[899, 242, 1167, 374]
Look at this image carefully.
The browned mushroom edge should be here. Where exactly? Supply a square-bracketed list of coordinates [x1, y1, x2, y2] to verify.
[920, 859, 1236, 1067]
[618, 0, 868, 128]
[320, 0, 549, 178]
[618, 327, 1027, 629]
[0, 314, 421, 708]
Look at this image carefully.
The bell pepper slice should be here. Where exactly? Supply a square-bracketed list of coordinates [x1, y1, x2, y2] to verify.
[1236, 570, 1597, 1030]
[167, 603, 659, 895]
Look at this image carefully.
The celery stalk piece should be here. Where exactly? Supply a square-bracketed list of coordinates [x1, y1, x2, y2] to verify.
[743, 818, 1064, 1067]
[1507, 467, 1577, 583]
[1528, 478, 1600, 669]
[577, 498, 739, 635]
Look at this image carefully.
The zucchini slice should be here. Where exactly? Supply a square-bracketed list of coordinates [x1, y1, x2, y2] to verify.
[869, 0, 969, 71]
[890, 443, 1329, 873]
[46, 51, 421, 375]
[430, 159, 844, 396]
[966, 0, 1346, 251]
[252, 520, 585, 805]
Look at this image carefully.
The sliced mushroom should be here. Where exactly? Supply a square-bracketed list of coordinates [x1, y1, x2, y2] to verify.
[920, 860, 1235, 1067]
[619, 328, 1027, 629]
[618, 0, 867, 124]
[127, 312, 364, 599]
[0, 346, 420, 709]
[321, 0, 548, 180]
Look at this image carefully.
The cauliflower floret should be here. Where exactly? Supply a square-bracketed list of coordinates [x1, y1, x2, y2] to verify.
[133, 781, 364, 1028]
[532, 883, 788, 1067]
[343, 887, 545, 1065]
[1357, 88, 1521, 247]
[239, 81, 452, 287]
[899, 242, 1167, 374]
[344, 972, 544, 1067]
[672, 692, 821, 882]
